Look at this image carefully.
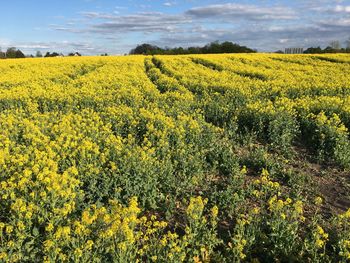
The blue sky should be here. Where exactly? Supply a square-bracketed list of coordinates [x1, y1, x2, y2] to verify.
[0, 0, 349, 55]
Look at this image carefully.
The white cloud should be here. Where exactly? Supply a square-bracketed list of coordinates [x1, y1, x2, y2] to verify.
[318, 18, 350, 27]
[309, 4, 350, 13]
[334, 5, 350, 12]
[163, 2, 176, 7]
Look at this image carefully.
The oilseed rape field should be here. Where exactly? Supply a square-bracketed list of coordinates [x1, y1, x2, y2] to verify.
[1, 53, 350, 262]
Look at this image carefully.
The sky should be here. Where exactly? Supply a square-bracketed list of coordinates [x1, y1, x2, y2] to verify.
[0, 0, 349, 55]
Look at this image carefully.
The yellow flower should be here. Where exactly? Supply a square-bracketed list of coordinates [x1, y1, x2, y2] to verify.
[186, 196, 205, 221]
[74, 248, 83, 258]
[344, 209, 350, 219]
[160, 237, 167, 246]
[7, 241, 15, 248]
[25, 211, 33, 219]
[211, 205, 219, 218]
[315, 239, 325, 248]
[316, 225, 324, 235]
[118, 242, 127, 252]
[261, 168, 269, 177]
[273, 182, 280, 189]
[252, 207, 260, 215]
[276, 200, 284, 210]
[59, 253, 67, 261]
[280, 213, 286, 220]
[6, 225, 14, 234]
[0, 252, 7, 260]
[315, 196, 323, 206]
[193, 255, 201, 263]
[293, 200, 303, 214]
[17, 221, 25, 231]
[85, 240, 94, 250]
[46, 223, 54, 232]
[44, 240, 54, 251]
[254, 179, 261, 185]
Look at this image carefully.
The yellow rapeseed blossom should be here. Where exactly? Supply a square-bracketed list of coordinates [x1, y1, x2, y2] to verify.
[315, 197, 323, 206]
[1, 54, 350, 262]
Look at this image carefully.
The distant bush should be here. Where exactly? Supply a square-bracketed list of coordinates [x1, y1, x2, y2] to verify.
[44, 52, 61, 57]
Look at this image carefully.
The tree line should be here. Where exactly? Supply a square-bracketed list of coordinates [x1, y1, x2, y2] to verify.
[129, 41, 257, 55]
[0, 47, 25, 59]
[303, 41, 350, 54]
[275, 40, 350, 54]
[0, 48, 84, 59]
[1, 39, 350, 59]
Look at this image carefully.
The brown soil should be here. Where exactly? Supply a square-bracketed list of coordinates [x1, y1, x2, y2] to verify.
[287, 145, 350, 217]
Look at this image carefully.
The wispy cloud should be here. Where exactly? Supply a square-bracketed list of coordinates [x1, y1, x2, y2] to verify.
[70, 11, 192, 34]
[311, 4, 350, 13]
[186, 3, 297, 20]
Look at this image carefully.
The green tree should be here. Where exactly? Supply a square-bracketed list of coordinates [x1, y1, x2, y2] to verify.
[36, 51, 43, 57]
[0, 47, 5, 59]
[303, 47, 323, 54]
[346, 37, 350, 51]
[44, 52, 60, 57]
[330, 40, 341, 50]
[6, 47, 17, 58]
[15, 49, 25, 58]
